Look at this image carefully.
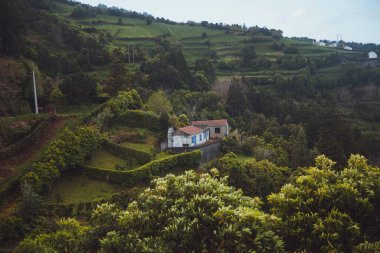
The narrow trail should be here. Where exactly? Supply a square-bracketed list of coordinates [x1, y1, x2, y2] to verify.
[0, 116, 67, 184]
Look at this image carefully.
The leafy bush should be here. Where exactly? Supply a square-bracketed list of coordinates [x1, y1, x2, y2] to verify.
[16, 171, 284, 252]
[112, 110, 160, 131]
[106, 89, 142, 115]
[268, 155, 380, 252]
[21, 126, 102, 194]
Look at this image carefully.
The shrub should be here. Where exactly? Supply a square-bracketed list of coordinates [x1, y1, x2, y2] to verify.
[112, 110, 160, 131]
[20, 126, 102, 194]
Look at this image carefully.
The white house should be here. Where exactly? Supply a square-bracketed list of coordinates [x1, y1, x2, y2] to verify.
[167, 119, 229, 148]
[328, 43, 338, 48]
[369, 51, 378, 59]
[343, 46, 353, 51]
[168, 126, 209, 148]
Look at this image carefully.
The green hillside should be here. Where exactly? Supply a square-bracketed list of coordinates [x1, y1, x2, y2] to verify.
[1, 0, 380, 251]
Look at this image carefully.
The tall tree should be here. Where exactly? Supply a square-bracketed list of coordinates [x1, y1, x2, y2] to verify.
[226, 78, 247, 117]
[105, 48, 128, 95]
[240, 45, 256, 67]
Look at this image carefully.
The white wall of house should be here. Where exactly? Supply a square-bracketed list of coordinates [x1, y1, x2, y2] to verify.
[171, 130, 209, 148]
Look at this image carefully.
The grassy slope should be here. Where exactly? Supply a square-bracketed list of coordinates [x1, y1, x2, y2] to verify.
[44, 172, 124, 203]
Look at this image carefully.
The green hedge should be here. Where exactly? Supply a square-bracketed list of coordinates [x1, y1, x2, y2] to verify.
[44, 191, 134, 218]
[113, 110, 160, 131]
[0, 116, 52, 160]
[82, 150, 201, 186]
[103, 139, 151, 164]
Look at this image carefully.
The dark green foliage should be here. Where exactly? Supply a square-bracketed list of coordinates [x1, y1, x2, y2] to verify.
[217, 153, 289, 199]
[82, 150, 202, 185]
[0, 0, 27, 55]
[226, 78, 247, 117]
[194, 59, 215, 82]
[140, 48, 193, 90]
[170, 90, 227, 120]
[112, 110, 160, 131]
[105, 48, 128, 95]
[240, 45, 256, 67]
[0, 214, 25, 245]
[60, 72, 98, 104]
[70, 4, 96, 19]
[278, 54, 307, 70]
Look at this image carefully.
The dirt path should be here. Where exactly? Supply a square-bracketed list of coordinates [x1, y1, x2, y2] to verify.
[0, 116, 67, 184]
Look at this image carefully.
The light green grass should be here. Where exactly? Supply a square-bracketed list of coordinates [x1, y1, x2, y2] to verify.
[121, 134, 158, 152]
[45, 172, 124, 203]
[87, 148, 134, 170]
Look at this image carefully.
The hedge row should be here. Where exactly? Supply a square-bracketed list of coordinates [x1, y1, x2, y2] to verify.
[82, 150, 202, 186]
[103, 139, 151, 164]
[112, 110, 160, 131]
[44, 191, 134, 218]
[0, 116, 52, 160]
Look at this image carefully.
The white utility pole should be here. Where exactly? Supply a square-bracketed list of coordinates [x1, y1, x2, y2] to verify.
[32, 70, 39, 114]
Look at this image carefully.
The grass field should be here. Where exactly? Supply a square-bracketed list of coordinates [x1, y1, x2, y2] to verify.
[87, 148, 131, 170]
[121, 134, 158, 153]
[45, 172, 124, 203]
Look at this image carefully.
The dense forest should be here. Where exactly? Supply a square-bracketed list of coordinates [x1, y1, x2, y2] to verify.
[0, 0, 380, 252]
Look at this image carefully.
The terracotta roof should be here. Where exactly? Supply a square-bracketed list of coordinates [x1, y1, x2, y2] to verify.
[177, 125, 204, 135]
[191, 119, 228, 127]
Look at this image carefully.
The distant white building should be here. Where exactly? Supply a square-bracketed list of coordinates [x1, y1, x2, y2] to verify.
[315, 41, 326, 46]
[328, 43, 338, 48]
[343, 46, 353, 51]
[368, 51, 378, 59]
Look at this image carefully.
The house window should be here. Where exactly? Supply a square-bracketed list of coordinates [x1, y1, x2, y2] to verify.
[199, 134, 202, 141]
[204, 132, 207, 139]
[191, 136, 196, 144]
[215, 127, 221, 134]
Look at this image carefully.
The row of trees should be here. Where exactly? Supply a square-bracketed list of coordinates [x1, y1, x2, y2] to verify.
[15, 154, 380, 252]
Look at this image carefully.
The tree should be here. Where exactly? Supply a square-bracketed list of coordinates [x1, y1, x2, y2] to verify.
[16, 171, 285, 252]
[106, 89, 142, 115]
[289, 127, 311, 168]
[146, 90, 172, 116]
[59, 72, 97, 104]
[105, 48, 128, 95]
[226, 78, 247, 117]
[268, 154, 380, 252]
[240, 45, 256, 67]
[194, 59, 215, 83]
[217, 153, 289, 199]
